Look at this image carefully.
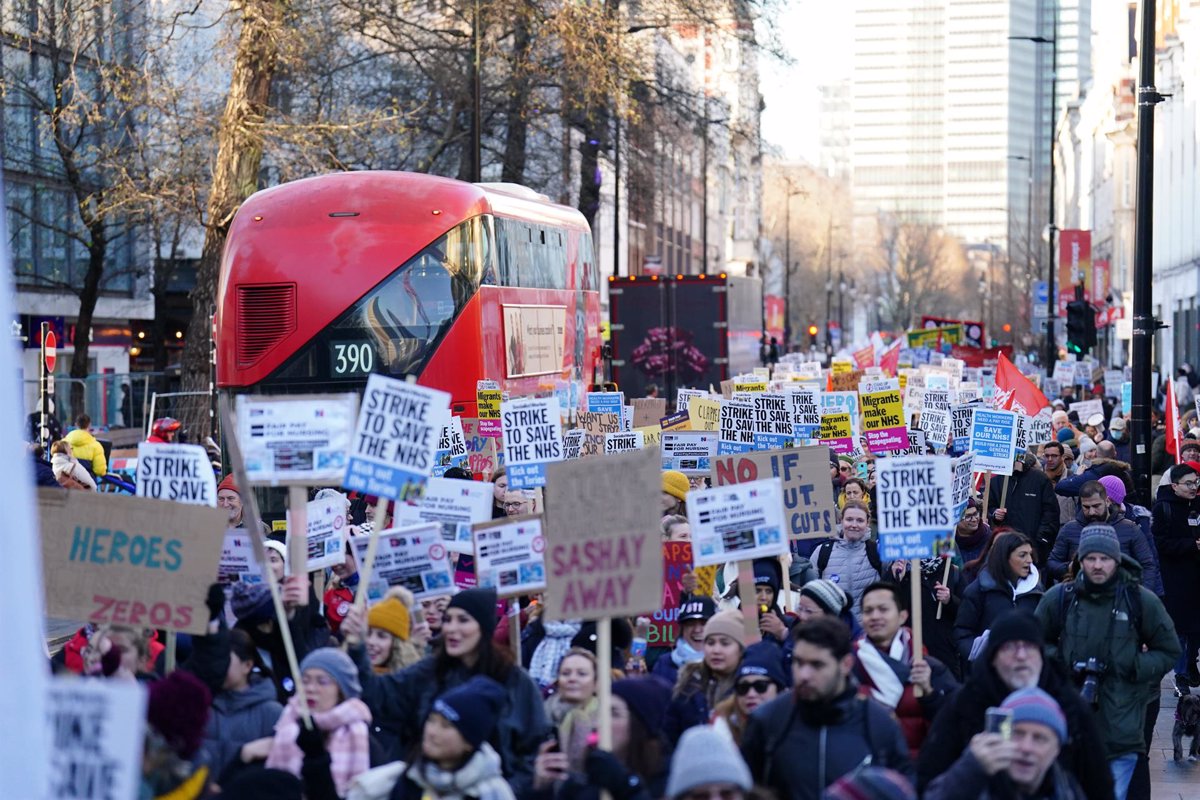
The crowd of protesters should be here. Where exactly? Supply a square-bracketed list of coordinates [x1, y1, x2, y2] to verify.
[37, 375, 1200, 800]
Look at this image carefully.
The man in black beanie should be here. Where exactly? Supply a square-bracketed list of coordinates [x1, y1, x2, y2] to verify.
[917, 611, 1114, 799]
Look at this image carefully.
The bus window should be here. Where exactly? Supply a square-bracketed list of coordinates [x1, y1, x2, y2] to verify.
[495, 217, 569, 290]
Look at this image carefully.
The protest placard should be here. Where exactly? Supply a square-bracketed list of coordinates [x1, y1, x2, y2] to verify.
[818, 412, 854, 455]
[393, 476, 495, 554]
[578, 411, 621, 457]
[350, 523, 454, 602]
[688, 478, 787, 567]
[661, 430, 718, 474]
[821, 390, 861, 431]
[919, 408, 951, 449]
[969, 408, 1019, 475]
[136, 443, 217, 506]
[688, 397, 722, 431]
[1073, 361, 1093, 386]
[830, 369, 865, 393]
[563, 429, 585, 460]
[344, 375, 449, 501]
[46, 679, 145, 800]
[711, 446, 838, 539]
[718, 400, 756, 454]
[433, 416, 469, 476]
[950, 404, 976, 455]
[1069, 398, 1104, 423]
[660, 409, 691, 431]
[605, 431, 645, 454]
[633, 397, 667, 428]
[751, 393, 794, 450]
[238, 393, 359, 485]
[587, 391, 625, 415]
[830, 358, 854, 375]
[39, 490, 227, 634]
[647, 542, 718, 646]
[876, 455, 954, 561]
[733, 380, 767, 393]
[952, 453, 976, 519]
[787, 386, 821, 439]
[1029, 412, 1053, 448]
[1052, 360, 1076, 386]
[298, 496, 348, 570]
[1103, 370, 1124, 395]
[472, 515, 547, 596]
[477, 380, 502, 438]
[461, 418, 499, 478]
[542, 448, 661, 620]
[1013, 414, 1034, 455]
[923, 388, 952, 413]
[677, 388, 706, 412]
[218, 529, 266, 585]
[502, 396, 564, 488]
[622, 404, 634, 431]
[859, 388, 908, 453]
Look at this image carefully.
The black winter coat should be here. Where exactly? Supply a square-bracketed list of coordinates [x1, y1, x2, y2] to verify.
[987, 469, 1060, 559]
[916, 654, 1113, 799]
[236, 590, 331, 703]
[954, 567, 1044, 663]
[887, 561, 966, 679]
[740, 686, 913, 800]
[1151, 483, 1200, 634]
[1048, 506, 1162, 594]
[200, 676, 284, 779]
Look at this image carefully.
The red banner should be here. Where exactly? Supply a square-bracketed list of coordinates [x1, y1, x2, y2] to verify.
[1058, 229, 1092, 314]
[948, 344, 1013, 368]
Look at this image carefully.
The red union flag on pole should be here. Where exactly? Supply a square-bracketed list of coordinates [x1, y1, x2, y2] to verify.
[993, 353, 1050, 416]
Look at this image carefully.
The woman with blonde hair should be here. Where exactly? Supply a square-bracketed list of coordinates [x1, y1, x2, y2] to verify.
[366, 587, 424, 674]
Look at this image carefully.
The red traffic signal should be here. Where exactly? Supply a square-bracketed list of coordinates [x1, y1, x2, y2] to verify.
[807, 324, 819, 337]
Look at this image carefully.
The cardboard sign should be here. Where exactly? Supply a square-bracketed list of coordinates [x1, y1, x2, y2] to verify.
[461, 418, 499, 479]
[578, 411, 620, 458]
[920, 408, 951, 449]
[859, 388, 908, 453]
[39, 490, 227, 634]
[661, 431, 718, 475]
[605, 431, 645, 454]
[718, 400, 756, 454]
[819, 412, 854, 455]
[688, 397, 722, 431]
[587, 391, 625, 415]
[218, 529, 266, 585]
[350, 523, 453, 602]
[393, 476, 495, 554]
[238, 393, 359, 485]
[830, 369, 865, 393]
[1029, 413, 1053, 449]
[633, 397, 668, 428]
[688, 478, 787, 567]
[472, 514, 547, 597]
[542, 448, 662, 620]
[345, 375, 449, 501]
[433, 416, 469, 476]
[677, 388, 706, 413]
[788, 386, 822, 439]
[136, 443, 217, 506]
[477, 380, 502, 438]
[952, 453, 976, 519]
[752, 393, 794, 450]
[969, 409, 1019, 476]
[563, 429, 585, 460]
[46, 679, 145, 800]
[711, 446, 838, 540]
[502, 397, 564, 488]
[300, 496, 348, 571]
[876, 455, 954, 561]
[649, 541, 718, 646]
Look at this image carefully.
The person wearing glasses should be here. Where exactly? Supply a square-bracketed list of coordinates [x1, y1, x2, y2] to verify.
[1152, 462, 1200, 693]
[503, 489, 539, 517]
[954, 499, 992, 585]
[916, 611, 1113, 800]
[710, 642, 787, 747]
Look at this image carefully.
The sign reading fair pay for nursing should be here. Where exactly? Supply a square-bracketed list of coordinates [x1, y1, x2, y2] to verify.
[687, 478, 787, 568]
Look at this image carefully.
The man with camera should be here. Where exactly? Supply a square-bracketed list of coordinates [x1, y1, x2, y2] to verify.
[1034, 524, 1180, 800]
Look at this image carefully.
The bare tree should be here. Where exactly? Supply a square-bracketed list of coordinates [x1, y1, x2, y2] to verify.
[872, 214, 970, 332]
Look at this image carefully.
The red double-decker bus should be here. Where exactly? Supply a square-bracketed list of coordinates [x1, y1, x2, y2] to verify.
[214, 172, 602, 414]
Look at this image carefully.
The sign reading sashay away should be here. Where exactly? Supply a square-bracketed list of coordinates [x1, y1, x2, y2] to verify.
[542, 448, 662, 620]
[710, 445, 838, 540]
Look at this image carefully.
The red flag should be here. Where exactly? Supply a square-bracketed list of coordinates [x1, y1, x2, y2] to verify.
[994, 353, 1050, 415]
[853, 344, 875, 369]
[880, 341, 901, 377]
[1166, 378, 1181, 460]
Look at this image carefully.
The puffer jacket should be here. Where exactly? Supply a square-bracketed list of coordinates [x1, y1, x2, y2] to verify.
[351, 647, 548, 797]
[954, 566, 1044, 662]
[1151, 483, 1200, 634]
[1034, 557, 1181, 758]
[740, 685, 913, 800]
[64, 427, 106, 476]
[200, 675, 284, 778]
[1047, 506, 1162, 595]
[814, 539, 882, 616]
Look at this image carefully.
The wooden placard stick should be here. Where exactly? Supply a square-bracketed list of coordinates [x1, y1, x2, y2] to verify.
[288, 486, 309, 606]
[999, 474, 1012, 510]
[936, 555, 953, 620]
[910, 557, 925, 698]
[218, 397, 312, 725]
[737, 560, 763, 645]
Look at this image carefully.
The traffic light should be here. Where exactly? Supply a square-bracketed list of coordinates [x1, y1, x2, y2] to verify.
[807, 324, 819, 345]
[1065, 299, 1097, 355]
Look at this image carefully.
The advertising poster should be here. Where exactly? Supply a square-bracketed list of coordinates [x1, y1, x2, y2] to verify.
[688, 478, 787, 567]
[344, 375, 449, 501]
[238, 393, 359, 486]
[503, 304, 567, 377]
[472, 515, 547, 597]
[502, 397, 564, 488]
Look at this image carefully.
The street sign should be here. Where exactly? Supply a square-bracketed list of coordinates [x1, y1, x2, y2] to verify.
[1032, 281, 1049, 321]
[44, 330, 57, 372]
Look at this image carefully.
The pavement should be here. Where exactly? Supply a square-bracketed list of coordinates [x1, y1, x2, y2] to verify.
[1150, 677, 1200, 800]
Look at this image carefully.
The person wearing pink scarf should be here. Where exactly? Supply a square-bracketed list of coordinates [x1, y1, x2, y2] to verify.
[266, 647, 372, 797]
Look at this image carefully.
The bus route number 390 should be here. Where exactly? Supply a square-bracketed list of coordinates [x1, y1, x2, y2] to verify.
[330, 341, 375, 377]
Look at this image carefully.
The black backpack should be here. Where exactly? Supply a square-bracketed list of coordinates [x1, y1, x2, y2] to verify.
[816, 539, 883, 575]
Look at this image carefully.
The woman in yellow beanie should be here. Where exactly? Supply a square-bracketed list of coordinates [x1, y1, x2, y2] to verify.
[366, 587, 423, 674]
[661, 469, 690, 517]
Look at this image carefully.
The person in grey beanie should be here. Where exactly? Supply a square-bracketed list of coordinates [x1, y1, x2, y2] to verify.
[667, 726, 752, 800]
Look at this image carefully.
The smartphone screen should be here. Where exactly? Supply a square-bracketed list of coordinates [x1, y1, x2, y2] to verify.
[985, 707, 1014, 740]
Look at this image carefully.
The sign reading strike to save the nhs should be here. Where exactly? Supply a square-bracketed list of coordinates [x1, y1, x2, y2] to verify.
[876, 455, 954, 561]
[502, 396, 564, 489]
[345, 375, 451, 502]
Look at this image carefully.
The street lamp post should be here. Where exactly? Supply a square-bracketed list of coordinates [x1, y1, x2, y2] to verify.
[1010, 18, 1057, 374]
[783, 178, 805, 348]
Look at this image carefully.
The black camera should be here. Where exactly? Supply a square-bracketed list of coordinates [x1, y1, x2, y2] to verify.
[1073, 657, 1106, 706]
